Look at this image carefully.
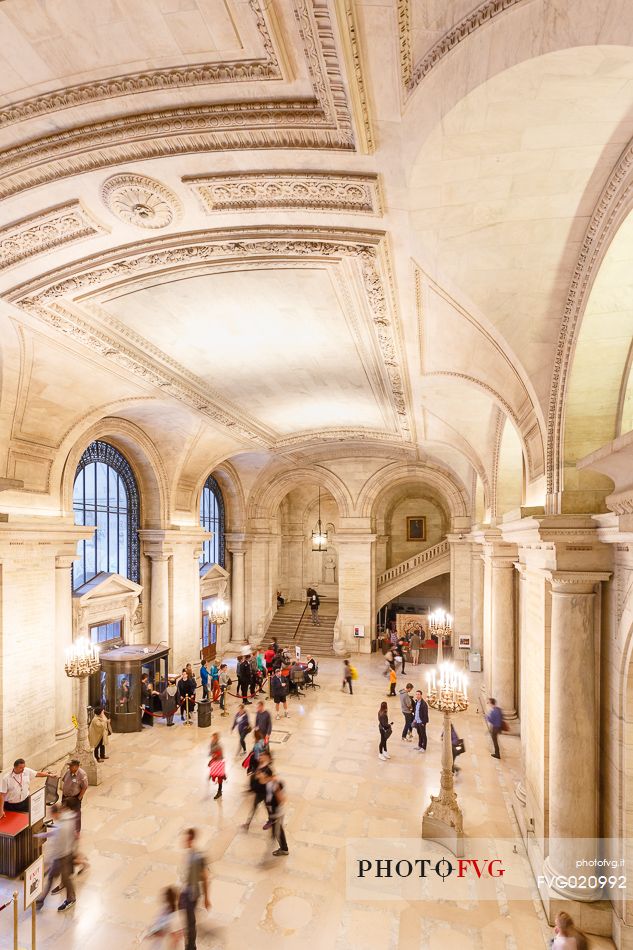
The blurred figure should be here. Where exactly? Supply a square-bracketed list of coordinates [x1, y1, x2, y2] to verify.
[263, 763, 289, 856]
[142, 885, 183, 948]
[378, 701, 392, 760]
[208, 733, 226, 800]
[387, 666, 397, 696]
[255, 701, 272, 744]
[486, 697, 503, 759]
[161, 678, 179, 727]
[35, 802, 76, 912]
[180, 829, 210, 950]
[218, 664, 231, 716]
[552, 911, 588, 949]
[232, 704, 251, 754]
[341, 659, 353, 694]
[242, 750, 272, 831]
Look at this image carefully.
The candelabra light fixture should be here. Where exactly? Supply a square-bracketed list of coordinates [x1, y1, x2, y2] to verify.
[429, 608, 453, 663]
[422, 662, 469, 856]
[64, 637, 101, 785]
[208, 596, 230, 625]
[311, 486, 328, 552]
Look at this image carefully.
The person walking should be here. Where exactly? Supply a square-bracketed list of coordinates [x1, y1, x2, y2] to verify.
[271, 669, 289, 719]
[232, 704, 251, 754]
[255, 701, 272, 744]
[486, 697, 504, 759]
[208, 733, 226, 800]
[409, 631, 421, 665]
[199, 659, 210, 701]
[248, 651, 259, 700]
[342, 659, 353, 694]
[264, 764, 289, 856]
[378, 701, 392, 760]
[309, 590, 320, 625]
[141, 885, 183, 947]
[35, 802, 77, 912]
[242, 750, 272, 831]
[88, 706, 111, 758]
[160, 678, 179, 727]
[413, 689, 429, 752]
[399, 683, 415, 741]
[387, 665, 397, 696]
[218, 664, 230, 716]
[180, 828, 210, 950]
[61, 760, 88, 832]
[395, 639, 406, 675]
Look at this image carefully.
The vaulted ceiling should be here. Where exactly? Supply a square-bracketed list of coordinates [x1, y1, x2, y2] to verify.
[0, 0, 631, 519]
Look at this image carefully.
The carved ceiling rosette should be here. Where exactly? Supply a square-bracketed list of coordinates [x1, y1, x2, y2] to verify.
[101, 174, 182, 230]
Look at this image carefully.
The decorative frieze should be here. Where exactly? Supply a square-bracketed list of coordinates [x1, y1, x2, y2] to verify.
[0, 0, 355, 202]
[185, 172, 380, 214]
[0, 202, 106, 272]
[0, 0, 281, 129]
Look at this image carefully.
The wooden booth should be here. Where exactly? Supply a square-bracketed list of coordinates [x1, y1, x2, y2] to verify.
[99, 644, 171, 733]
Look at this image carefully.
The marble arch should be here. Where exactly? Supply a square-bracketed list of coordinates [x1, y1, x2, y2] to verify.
[246, 464, 354, 522]
[357, 461, 470, 524]
[59, 416, 169, 528]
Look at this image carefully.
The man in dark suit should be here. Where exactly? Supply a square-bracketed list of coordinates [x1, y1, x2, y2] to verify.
[413, 689, 429, 752]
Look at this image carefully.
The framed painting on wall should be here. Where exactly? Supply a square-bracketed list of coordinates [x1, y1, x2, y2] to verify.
[406, 516, 426, 541]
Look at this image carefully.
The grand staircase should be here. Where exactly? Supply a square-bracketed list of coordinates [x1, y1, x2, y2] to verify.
[376, 538, 450, 609]
[263, 599, 339, 657]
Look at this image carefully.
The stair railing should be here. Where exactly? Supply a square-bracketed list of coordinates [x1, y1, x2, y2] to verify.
[376, 539, 450, 587]
[292, 602, 309, 640]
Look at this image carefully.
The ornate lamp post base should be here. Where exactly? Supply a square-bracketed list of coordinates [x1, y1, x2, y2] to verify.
[65, 639, 102, 787]
[422, 710, 464, 856]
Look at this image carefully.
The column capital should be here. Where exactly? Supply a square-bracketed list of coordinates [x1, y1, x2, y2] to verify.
[55, 554, 77, 570]
[544, 569, 611, 593]
[139, 526, 209, 559]
[228, 545, 246, 557]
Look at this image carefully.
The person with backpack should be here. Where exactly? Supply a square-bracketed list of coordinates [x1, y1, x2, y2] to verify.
[271, 669, 289, 719]
[342, 659, 354, 694]
[237, 654, 252, 705]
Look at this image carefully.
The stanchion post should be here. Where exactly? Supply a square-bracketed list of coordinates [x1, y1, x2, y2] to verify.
[12, 891, 18, 950]
[31, 900, 36, 950]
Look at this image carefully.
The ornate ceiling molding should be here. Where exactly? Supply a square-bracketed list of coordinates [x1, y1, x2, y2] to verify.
[0, 0, 281, 129]
[184, 171, 380, 214]
[546, 136, 633, 503]
[0, 201, 107, 272]
[6, 227, 413, 447]
[333, 0, 374, 153]
[0, 0, 355, 202]
[399, 0, 528, 97]
[101, 174, 182, 229]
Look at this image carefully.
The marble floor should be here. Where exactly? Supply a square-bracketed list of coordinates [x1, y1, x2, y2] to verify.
[0, 654, 614, 949]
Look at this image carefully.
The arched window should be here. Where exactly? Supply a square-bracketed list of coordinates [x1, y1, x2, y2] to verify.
[72, 440, 140, 590]
[200, 474, 225, 567]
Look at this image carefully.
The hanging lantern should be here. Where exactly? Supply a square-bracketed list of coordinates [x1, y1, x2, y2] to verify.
[311, 486, 328, 552]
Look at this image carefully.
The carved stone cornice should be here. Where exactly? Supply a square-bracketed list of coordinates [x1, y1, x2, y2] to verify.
[399, 0, 527, 97]
[0, 0, 281, 129]
[0, 201, 107, 272]
[5, 226, 413, 446]
[0, 0, 354, 201]
[544, 570, 611, 594]
[184, 172, 380, 214]
[332, 0, 374, 153]
[547, 135, 633, 501]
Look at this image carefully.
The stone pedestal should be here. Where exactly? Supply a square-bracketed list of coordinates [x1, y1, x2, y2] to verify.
[422, 709, 464, 857]
[69, 673, 100, 786]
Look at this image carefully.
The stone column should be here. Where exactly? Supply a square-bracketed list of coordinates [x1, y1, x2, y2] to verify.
[55, 555, 76, 742]
[470, 546, 484, 657]
[149, 554, 170, 644]
[543, 571, 609, 900]
[490, 557, 517, 717]
[335, 527, 375, 655]
[514, 562, 527, 805]
[230, 548, 246, 645]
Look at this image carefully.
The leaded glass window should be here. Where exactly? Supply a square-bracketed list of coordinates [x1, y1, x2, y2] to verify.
[200, 474, 225, 567]
[73, 440, 140, 589]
